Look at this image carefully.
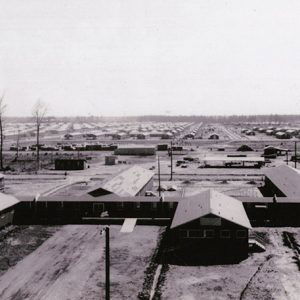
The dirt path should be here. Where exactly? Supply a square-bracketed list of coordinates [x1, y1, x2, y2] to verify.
[0, 225, 160, 300]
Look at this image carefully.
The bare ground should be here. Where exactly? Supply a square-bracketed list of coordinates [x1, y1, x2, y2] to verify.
[161, 228, 300, 300]
[0, 225, 160, 300]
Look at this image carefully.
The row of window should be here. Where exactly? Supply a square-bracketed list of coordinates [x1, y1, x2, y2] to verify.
[179, 229, 247, 239]
[94, 202, 175, 211]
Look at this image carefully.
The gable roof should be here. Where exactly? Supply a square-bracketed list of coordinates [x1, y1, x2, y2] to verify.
[264, 165, 300, 197]
[88, 166, 154, 197]
[170, 189, 251, 229]
[0, 193, 20, 212]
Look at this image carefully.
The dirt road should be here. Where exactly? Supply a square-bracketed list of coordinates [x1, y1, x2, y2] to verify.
[0, 225, 160, 300]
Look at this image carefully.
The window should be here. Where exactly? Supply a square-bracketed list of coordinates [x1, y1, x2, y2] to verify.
[200, 217, 221, 226]
[179, 230, 188, 238]
[188, 230, 205, 238]
[220, 230, 231, 239]
[116, 202, 124, 210]
[255, 205, 267, 209]
[236, 230, 247, 239]
[204, 229, 215, 238]
[93, 203, 105, 214]
[151, 202, 158, 210]
[168, 202, 175, 210]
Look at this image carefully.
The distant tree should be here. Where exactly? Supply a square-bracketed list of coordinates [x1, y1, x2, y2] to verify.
[0, 93, 7, 170]
[32, 100, 47, 171]
[15, 126, 21, 159]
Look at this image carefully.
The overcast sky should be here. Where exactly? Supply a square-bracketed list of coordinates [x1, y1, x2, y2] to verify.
[1, 0, 300, 117]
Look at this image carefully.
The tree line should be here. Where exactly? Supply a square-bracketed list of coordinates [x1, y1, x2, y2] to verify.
[5, 114, 300, 124]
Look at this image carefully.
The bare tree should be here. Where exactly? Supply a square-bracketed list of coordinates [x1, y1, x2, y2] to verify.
[32, 100, 47, 171]
[0, 94, 7, 170]
[16, 126, 21, 159]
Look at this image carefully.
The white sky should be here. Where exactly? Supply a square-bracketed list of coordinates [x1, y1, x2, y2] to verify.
[1, 0, 300, 117]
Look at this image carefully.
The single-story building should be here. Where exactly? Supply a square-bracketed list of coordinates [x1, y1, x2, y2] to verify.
[262, 165, 300, 197]
[263, 146, 288, 157]
[237, 145, 254, 152]
[157, 144, 169, 151]
[165, 189, 251, 264]
[87, 165, 155, 197]
[55, 159, 87, 171]
[105, 155, 118, 165]
[276, 132, 291, 139]
[0, 174, 4, 191]
[209, 134, 219, 140]
[114, 146, 156, 156]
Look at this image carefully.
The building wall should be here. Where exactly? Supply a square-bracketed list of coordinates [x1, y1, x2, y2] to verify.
[114, 147, 156, 156]
[13, 200, 178, 224]
[136, 177, 154, 196]
[55, 160, 86, 171]
[0, 208, 15, 228]
[105, 156, 118, 165]
[262, 177, 286, 197]
[166, 216, 249, 260]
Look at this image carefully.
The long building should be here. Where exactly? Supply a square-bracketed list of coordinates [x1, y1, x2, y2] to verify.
[262, 165, 300, 197]
[87, 165, 155, 197]
[114, 145, 156, 156]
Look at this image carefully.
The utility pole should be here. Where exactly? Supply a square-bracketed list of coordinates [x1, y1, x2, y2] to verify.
[286, 150, 288, 165]
[105, 226, 110, 300]
[158, 155, 161, 197]
[295, 141, 297, 169]
[170, 141, 173, 181]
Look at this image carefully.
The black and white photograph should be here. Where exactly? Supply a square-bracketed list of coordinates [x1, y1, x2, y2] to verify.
[1, 1, 300, 299]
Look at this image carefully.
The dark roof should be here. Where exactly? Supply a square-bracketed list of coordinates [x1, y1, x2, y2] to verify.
[264, 165, 300, 197]
[170, 189, 251, 229]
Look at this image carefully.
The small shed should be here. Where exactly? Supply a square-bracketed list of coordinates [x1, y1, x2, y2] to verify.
[0, 174, 4, 191]
[237, 145, 254, 152]
[157, 144, 169, 151]
[137, 133, 146, 140]
[209, 134, 219, 140]
[276, 132, 291, 139]
[105, 155, 118, 165]
[64, 133, 73, 140]
[55, 159, 87, 171]
[264, 146, 288, 157]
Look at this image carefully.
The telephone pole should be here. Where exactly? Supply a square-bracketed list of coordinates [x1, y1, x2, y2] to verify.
[105, 226, 110, 300]
[170, 141, 173, 181]
[295, 141, 297, 169]
[158, 155, 161, 197]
